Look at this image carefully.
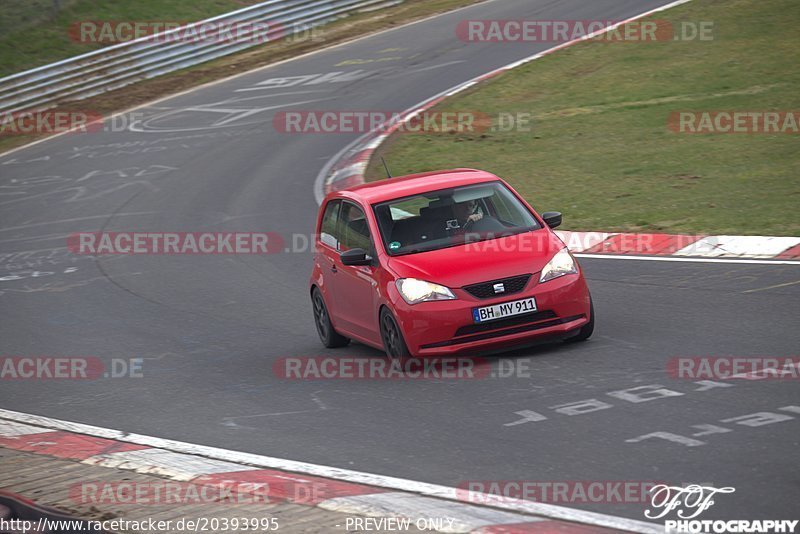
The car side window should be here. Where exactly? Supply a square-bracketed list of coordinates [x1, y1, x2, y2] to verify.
[320, 200, 341, 249]
[338, 202, 373, 253]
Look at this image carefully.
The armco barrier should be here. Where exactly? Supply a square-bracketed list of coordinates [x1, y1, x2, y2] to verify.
[0, 0, 403, 114]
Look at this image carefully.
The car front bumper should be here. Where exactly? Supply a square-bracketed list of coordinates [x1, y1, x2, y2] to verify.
[392, 273, 591, 357]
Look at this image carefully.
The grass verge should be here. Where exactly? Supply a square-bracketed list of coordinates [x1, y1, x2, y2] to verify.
[366, 0, 800, 236]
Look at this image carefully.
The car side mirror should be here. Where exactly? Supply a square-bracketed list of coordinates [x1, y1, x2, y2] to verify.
[341, 248, 372, 266]
[542, 211, 562, 229]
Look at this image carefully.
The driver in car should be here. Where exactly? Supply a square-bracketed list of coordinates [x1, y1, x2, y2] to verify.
[453, 199, 484, 227]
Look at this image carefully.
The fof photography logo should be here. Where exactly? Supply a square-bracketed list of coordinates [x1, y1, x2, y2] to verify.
[646, 484, 798, 533]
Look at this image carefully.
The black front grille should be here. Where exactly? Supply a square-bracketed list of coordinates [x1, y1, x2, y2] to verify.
[454, 310, 557, 337]
[421, 314, 586, 349]
[463, 274, 532, 299]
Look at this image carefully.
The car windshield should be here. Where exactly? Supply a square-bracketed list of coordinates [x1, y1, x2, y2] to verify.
[372, 181, 541, 256]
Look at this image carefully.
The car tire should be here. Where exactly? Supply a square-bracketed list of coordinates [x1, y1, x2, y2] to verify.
[567, 297, 595, 342]
[311, 288, 349, 348]
[379, 308, 412, 365]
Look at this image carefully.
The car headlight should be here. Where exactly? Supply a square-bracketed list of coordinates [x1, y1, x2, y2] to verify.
[539, 248, 578, 283]
[396, 278, 456, 305]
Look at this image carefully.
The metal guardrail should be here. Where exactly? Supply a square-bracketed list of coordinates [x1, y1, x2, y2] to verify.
[0, 0, 403, 113]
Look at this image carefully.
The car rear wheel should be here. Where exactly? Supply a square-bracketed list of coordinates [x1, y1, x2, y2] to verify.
[312, 288, 349, 348]
[567, 297, 594, 342]
[379, 308, 412, 364]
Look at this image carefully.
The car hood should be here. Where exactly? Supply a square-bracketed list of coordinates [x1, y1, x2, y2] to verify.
[386, 229, 566, 288]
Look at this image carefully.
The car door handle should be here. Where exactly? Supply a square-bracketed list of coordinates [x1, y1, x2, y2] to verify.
[330, 264, 338, 273]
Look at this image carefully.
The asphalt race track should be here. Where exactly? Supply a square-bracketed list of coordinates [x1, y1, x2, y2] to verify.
[1, 0, 798, 524]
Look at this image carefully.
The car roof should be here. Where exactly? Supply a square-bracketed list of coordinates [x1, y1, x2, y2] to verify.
[333, 169, 501, 205]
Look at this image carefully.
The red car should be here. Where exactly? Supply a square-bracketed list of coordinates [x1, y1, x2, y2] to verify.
[310, 169, 593, 359]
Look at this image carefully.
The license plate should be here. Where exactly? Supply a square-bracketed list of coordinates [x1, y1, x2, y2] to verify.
[472, 297, 537, 323]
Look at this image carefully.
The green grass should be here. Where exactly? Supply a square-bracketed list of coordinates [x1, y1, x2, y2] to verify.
[367, 0, 800, 236]
[0, 0, 255, 78]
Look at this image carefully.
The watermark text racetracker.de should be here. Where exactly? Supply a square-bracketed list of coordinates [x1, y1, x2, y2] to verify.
[69, 20, 323, 44]
[73, 480, 316, 505]
[668, 356, 800, 381]
[669, 111, 800, 134]
[65, 232, 774, 257]
[458, 480, 661, 505]
[64, 232, 719, 256]
[273, 110, 533, 134]
[0, 357, 143, 380]
[71, 481, 455, 531]
[67, 232, 284, 255]
[456, 19, 715, 43]
[273, 356, 536, 380]
[0, 111, 143, 136]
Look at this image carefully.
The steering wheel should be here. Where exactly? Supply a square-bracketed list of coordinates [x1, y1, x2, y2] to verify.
[461, 217, 475, 232]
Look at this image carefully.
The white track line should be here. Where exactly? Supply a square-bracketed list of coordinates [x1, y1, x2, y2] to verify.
[0, 408, 663, 533]
[674, 236, 800, 258]
[0, 420, 57, 437]
[83, 448, 259, 481]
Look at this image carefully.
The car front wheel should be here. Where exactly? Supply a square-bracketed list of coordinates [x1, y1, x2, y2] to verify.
[379, 308, 412, 364]
[567, 297, 594, 342]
